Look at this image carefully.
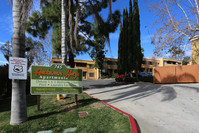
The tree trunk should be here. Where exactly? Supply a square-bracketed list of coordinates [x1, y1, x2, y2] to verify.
[135, 61, 139, 79]
[61, 0, 68, 65]
[10, 0, 27, 125]
[61, 0, 68, 98]
[69, 48, 75, 68]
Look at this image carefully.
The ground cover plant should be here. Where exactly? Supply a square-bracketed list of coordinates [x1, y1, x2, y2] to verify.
[0, 94, 131, 133]
[115, 74, 153, 83]
[115, 75, 138, 82]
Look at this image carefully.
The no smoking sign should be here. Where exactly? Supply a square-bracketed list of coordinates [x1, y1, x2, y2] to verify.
[9, 57, 27, 80]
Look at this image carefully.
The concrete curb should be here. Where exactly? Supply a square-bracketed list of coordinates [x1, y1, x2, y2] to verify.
[83, 92, 138, 133]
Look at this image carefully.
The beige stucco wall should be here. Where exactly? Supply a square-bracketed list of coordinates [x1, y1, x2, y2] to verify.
[191, 35, 199, 64]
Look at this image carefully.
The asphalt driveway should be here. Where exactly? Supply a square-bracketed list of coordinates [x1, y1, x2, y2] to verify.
[83, 79, 199, 133]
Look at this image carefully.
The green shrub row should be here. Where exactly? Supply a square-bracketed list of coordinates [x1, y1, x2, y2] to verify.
[115, 76, 153, 83]
[101, 73, 118, 79]
[115, 77, 138, 82]
[139, 76, 153, 83]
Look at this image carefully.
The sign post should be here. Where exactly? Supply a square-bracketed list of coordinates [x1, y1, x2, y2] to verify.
[31, 64, 83, 95]
[37, 95, 40, 111]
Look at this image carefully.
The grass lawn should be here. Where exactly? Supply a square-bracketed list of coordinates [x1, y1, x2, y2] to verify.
[0, 94, 131, 133]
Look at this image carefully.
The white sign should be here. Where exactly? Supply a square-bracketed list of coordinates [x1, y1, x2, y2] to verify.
[9, 57, 27, 80]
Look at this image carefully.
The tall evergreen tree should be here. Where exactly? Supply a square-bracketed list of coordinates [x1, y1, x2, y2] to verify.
[118, 21, 123, 74]
[128, 0, 134, 74]
[118, 9, 129, 75]
[132, 0, 142, 78]
[118, 0, 142, 77]
[123, 9, 129, 74]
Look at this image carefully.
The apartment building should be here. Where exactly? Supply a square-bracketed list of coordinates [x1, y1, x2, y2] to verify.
[141, 58, 159, 72]
[103, 58, 118, 75]
[158, 58, 182, 66]
[52, 58, 99, 80]
[52, 57, 182, 79]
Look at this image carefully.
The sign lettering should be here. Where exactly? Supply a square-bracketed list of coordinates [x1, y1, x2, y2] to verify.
[31, 64, 82, 95]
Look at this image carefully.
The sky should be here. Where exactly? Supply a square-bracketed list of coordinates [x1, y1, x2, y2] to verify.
[0, 0, 176, 65]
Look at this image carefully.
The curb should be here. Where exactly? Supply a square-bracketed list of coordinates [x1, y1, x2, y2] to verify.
[83, 92, 138, 133]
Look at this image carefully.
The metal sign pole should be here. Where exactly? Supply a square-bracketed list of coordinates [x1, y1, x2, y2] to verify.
[37, 95, 40, 111]
[75, 94, 78, 105]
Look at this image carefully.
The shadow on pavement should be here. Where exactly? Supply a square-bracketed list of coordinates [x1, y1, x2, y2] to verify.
[84, 80, 178, 104]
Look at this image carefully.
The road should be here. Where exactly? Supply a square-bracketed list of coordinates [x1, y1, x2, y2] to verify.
[83, 79, 199, 133]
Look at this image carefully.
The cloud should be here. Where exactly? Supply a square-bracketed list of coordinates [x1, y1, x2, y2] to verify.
[0, 60, 8, 65]
[0, 42, 6, 45]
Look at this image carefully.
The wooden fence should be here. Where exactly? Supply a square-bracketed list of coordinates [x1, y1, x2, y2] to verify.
[154, 65, 199, 84]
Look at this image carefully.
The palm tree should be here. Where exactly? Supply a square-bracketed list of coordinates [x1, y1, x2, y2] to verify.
[61, 0, 68, 65]
[10, 0, 33, 125]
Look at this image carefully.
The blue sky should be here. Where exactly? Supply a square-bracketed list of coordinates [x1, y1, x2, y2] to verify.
[0, 0, 157, 65]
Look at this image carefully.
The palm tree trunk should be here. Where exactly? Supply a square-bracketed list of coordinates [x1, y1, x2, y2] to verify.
[61, 0, 68, 98]
[61, 0, 68, 65]
[10, 0, 27, 125]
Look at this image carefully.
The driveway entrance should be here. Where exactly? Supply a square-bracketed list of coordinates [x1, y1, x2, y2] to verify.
[83, 79, 199, 133]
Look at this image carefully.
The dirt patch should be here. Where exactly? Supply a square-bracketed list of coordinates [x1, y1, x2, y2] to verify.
[90, 102, 105, 109]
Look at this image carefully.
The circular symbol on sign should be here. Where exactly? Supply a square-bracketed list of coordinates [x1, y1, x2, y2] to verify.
[13, 65, 23, 73]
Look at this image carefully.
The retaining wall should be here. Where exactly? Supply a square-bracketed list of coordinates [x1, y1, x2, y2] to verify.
[154, 65, 199, 83]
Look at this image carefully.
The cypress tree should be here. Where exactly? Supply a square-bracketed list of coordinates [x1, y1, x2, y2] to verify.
[133, 0, 142, 78]
[123, 9, 129, 74]
[120, 9, 127, 74]
[118, 21, 123, 74]
[118, 0, 142, 76]
[128, 0, 134, 75]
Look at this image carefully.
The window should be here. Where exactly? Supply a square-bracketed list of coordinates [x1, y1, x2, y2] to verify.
[167, 61, 171, 64]
[53, 61, 61, 63]
[76, 63, 87, 67]
[107, 61, 116, 65]
[89, 65, 94, 69]
[89, 73, 94, 77]
[108, 69, 112, 75]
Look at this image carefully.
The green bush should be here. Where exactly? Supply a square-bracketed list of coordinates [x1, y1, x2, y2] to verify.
[0, 64, 31, 97]
[0, 64, 11, 97]
[101, 73, 117, 79]
[139, 76, 153, 83]
[115, 76, 138, 82]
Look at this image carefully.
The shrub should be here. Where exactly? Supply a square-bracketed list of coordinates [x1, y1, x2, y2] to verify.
[101, 73, 118, 79]
[0, 64, 11, 97]
[0, 64, 31, 97]
[115, 75, 138, 82]
[139, 76, 153, 83]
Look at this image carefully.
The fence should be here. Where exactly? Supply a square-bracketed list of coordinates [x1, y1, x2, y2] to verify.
[154, 65, 199, 84]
